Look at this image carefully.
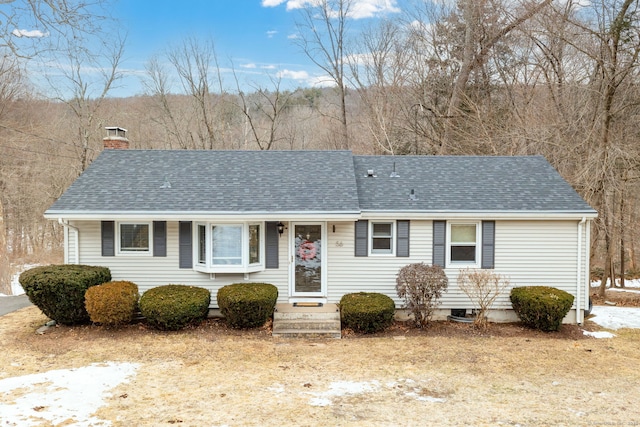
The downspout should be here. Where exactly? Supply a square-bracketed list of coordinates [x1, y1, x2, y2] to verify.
[576, 217, 586, 324]
[58, 218, 80, 264]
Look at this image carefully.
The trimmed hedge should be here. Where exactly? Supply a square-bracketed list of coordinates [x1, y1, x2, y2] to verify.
[217, 283, 278, 329]
[19, 264, 111, 325]
[85, 281, 139, 326]
[140, 285, 210, 331]
[510, 286, 574, 332]
[340, 292, 396, 333]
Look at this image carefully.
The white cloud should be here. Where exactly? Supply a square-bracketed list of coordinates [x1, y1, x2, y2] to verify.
[276, 68, 337, 88]
[287, 33, 300, 40]
[242, 63, 257, 69]
[12, 29, 48, 38]
[350, 0, 401, 19]
[307, 74, 336, 88]
[263, 0, 401, 19]
[266, 30, 278, 38]
[277, 69, 310, 80]
[262, 0, 287, 6]
[261, 64, 277, 69]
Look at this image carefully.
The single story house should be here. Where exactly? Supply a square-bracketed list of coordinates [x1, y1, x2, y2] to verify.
[44, 129, 597, 323]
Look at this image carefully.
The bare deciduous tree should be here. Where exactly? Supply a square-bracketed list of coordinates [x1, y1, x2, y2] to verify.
[457, 268, 510, 329]
[295, 0, 352, 149]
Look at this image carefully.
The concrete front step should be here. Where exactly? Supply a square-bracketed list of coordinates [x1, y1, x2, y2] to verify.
[272, 329, 342, 339]
[273, 319, 341, 331]
[272, 303, 341, 339]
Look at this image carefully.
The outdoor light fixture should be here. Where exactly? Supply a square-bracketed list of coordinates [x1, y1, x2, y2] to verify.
[277, 222, 285, 236]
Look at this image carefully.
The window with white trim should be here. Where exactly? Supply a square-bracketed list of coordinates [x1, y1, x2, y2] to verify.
[195, 222, 264, 273]
[447, 222, 480, 266]
[118, 223, 151, 254]
[370, 222, 394, 255]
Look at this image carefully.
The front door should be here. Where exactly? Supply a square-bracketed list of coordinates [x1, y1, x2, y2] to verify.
[291, 223, 325, 298]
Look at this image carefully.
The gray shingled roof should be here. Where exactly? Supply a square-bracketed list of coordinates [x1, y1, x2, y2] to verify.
[46, 150, 361, 214]
[45, 150, 595, 216]
[353, 155, 595, 212]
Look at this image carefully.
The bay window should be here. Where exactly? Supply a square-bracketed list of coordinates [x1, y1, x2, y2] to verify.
[195, 222, 263, 273]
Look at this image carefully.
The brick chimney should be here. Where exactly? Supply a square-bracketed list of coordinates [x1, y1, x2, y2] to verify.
[103, 127, 129, 149]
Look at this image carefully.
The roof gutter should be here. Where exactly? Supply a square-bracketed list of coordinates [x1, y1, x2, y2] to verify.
[44, 211, 363, 221]
[361, 210, 598, 221]
[58, 218, 79, 264]
[576, 216, 588, 325]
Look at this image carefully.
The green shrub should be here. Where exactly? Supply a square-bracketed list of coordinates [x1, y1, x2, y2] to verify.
[85, 281, 139, 326]
[217, 283, 278, 329]
[19, 264, 111, 325]
[510, 286, 574, 332]
[340, 292, 395, 334]
[139, 285, 210, 330]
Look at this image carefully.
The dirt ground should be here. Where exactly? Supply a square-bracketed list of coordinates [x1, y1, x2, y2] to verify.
[1, 306, 639, 426]
[591, 286, 640, 307]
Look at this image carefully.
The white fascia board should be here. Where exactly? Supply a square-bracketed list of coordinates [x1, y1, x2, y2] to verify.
[360, 210, 598, 221]
[44, 210, 362, 221]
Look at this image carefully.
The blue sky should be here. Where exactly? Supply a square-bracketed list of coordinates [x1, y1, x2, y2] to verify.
[98, 0, 405, 97]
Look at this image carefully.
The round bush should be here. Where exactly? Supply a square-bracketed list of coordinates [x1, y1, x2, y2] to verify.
[19, 265, 111, 325]
[217, 283, 278, 329]
[510, 286, 574, 332]
[85, 281, 139, 326]
[140, 285, 211, 330]
[340, 292, 396, 333]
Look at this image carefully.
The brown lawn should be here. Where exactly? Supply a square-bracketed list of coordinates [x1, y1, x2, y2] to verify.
[1, 306, 639, 426]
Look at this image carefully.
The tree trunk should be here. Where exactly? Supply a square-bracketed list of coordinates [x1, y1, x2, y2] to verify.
[620, 186, 626, 287]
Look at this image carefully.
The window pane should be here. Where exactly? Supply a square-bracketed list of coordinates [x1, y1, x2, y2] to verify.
[451, 224, 476, 243]
[371, 222, 392, 253]
[451, 245, 476, 262]
[120, 224, 149, 252]
[198, 225, 206, 264]
[212, 225, 242, 265]
[373, 238, 392, 251]
[249, 224, 260, 264]
[372, 223, 392, 237]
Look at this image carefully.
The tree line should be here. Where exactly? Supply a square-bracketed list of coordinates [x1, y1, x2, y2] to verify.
[1, 0, 639, 296]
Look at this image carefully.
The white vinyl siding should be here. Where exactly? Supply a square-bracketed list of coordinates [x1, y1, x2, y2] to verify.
[64, 225, 78, 264]
[71, 219, 588, 316]
[72, 221, 289, 307]
[327, 220, 585, 310]
[326, 220, 432, 305]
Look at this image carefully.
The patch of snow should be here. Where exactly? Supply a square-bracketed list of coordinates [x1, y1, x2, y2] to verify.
[0, 362, 139, 426]
[9, 263, 40, 295]
[267, 384, 285, 393]
[591, 278, 640, 288]
[609, 287, 640, 294]
[404, 391, 446, 403]
[583, 330, 616, 339]
[308, 380, 380, 407]
[589, 306, 640, 330]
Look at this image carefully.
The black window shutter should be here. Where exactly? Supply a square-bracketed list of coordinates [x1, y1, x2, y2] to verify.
[396, 220, 410, 257]
[265, 221, 279, 269]
[481, 221, 495, 269]
[101, 221, 115, 257]
[153, 221, 167, 257]
[178, 221, 192, 269]
[354, 220, 368, 257]
[432, 220, 446, 267]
